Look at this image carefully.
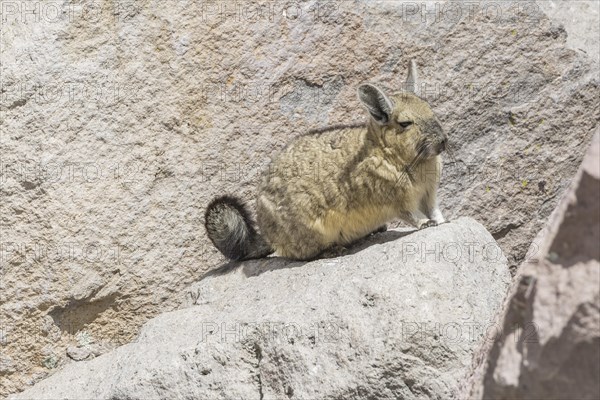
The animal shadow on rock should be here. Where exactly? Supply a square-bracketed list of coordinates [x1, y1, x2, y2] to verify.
[200, 227, 417, 280]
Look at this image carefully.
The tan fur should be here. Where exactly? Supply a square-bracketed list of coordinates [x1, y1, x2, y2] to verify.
[205, 61, 448, 261]
[254, 69, 448, 260]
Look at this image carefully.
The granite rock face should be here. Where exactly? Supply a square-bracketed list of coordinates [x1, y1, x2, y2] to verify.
[10, 218, 511, 400]
[465, 131, 600, 399]
[538, 0, 600, 63]
[1, 0, 598, 396]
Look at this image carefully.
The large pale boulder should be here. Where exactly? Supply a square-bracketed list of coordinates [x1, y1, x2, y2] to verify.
[1, 0, 598, 396]
[465, 131, 600, 399]
[10, 218, 511, 399]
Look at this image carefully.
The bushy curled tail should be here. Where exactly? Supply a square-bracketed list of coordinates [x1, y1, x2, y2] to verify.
[204, 195, 274, 260]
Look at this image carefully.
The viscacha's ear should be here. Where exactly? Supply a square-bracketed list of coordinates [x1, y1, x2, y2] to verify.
[405, 59, 421, 97]
[357, 84, 394, 125]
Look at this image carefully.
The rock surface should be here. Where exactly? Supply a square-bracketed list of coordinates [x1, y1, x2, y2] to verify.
[464, 131, 600, 399]
[538, 0, 600, 62]
[10, 218, 511, 399]
[1, 0, 598, 396]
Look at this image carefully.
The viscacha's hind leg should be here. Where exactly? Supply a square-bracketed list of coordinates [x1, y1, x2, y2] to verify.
[272, 225, 329, 261]
[372, 224, 387, 234]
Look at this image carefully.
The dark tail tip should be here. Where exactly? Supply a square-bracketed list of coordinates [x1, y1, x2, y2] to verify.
[204, 195, 273, 260]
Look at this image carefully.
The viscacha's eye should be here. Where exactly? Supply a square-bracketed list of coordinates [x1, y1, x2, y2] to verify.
[399, 121, 413, 128]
